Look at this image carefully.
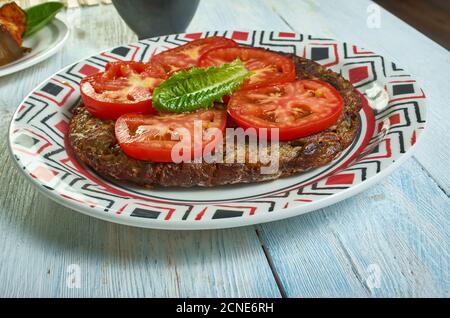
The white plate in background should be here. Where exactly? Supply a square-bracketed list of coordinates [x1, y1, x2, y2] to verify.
[0, 18, 69, 77]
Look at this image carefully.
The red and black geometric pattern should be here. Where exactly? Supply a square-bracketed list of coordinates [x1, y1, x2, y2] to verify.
[8, 31, 427, 229]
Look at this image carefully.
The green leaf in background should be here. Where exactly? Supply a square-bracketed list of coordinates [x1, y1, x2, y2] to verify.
[153, 59, 251, 113]
[24, 2, 64, 38]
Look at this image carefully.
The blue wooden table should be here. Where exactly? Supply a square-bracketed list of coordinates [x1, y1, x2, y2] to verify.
[0, 0, 448, 297]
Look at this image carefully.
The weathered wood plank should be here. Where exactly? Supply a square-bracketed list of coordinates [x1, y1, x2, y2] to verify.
[0, 0, 448, 298]
[255, 1, 450, 296]
[246, 1, 450, 297]
[0, 111, 281, 297]
[267, 0, 450, 193]
[257, 158, 450, 297]
[187, 0, 288, 32]
[0, 3, 285, 297]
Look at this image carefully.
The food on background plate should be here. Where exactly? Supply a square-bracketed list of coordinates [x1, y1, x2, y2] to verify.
[69, 36, 362, 187]
[0, 1, 63, 67]
[0, 2, 26, 66]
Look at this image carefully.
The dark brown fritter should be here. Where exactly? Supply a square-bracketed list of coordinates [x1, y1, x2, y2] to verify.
[68, 54, 361, 187]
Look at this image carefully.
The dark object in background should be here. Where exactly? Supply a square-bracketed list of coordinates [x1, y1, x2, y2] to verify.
[0, 25, 23, 66]
[375, 0, 450, 50]
[112, 0, 200, 39]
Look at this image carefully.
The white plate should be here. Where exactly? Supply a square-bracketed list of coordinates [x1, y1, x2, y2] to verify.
[8, 31, 427, 229]
[0, 18, 69, 77]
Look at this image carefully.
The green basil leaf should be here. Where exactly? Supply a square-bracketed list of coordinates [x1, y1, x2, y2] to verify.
[152, 59, 251, 113]
[24, 2, 64, 37]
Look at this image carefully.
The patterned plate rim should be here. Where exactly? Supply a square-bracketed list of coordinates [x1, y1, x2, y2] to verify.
[8, 30, 427, 229]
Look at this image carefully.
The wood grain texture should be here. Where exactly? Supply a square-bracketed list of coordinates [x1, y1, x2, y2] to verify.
[259, 0, 450, 295]
[0, 5, 138, 114]
[0, 0, 449, 298]
[257, 159, 450, 297]
[0, 111, 281, 298]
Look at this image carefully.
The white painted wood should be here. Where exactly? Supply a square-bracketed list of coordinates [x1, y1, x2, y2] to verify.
[0, 0, 448, 297]
[186, 0, 288, 32]
[257, 159, 450, 297]
[0, 4, 281, 297]
[0, 110, 280, 298]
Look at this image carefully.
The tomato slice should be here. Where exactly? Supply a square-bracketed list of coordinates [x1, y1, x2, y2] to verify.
[198, 47, 295, 90]
[149, 36, 238, 74]
[80, 61, 167, 120]
[115, 108, 227, 162]
[227, 80, 344, 141]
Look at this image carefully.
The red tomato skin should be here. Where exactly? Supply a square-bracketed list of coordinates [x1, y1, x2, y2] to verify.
[198, 47, 296, 90]
[229, 108, 342, 141]
[148, 36, 239, 74]
[116, 138, 174, 162]
[227, 80, 344, 141]
[115, 110, 227, 163]
[114, 114, 172, 162]
[80, 61, 165, 120]
[80, 87, 156, 120]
